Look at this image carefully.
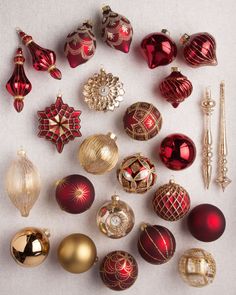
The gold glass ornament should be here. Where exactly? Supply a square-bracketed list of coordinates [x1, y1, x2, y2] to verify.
[178, 248, 216, 287]
[5, 149, 41, 217]
[57, 233, 98, 274]
[10, 227, 50, 267]
[83, 68, 125, 111]
[78, 132, 119, 174]
[97, 195, 135, 239]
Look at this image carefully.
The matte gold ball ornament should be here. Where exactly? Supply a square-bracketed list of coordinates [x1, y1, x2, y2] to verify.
[57, 233, 97, 274]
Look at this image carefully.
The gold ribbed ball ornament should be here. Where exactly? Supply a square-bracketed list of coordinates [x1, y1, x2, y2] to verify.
[78, 132, 119, 174]
[10, 227, 50, 267]
[57, 233, 97, 273]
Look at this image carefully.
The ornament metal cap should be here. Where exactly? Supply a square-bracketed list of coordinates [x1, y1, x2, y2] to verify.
[102, 5, 111, 12]
[171, 66, 180, 72]
[107, 132, 117, 141]
[179, 33, 190, 45]
[161, 29, 170, 36]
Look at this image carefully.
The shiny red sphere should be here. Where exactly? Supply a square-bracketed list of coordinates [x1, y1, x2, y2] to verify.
[55, 174, 95, 214]
[159, 133, 196, 170]
[188, 204, 226, 242]
[138, 224, 176, 264]
[100, 250, 138, 291]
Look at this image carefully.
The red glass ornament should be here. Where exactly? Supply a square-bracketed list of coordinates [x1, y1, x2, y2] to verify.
[188, 204, 226, 242]
[101, 5, 133, 53]
[141, 29, 177, 69]
[38, 95, 81, 153]
[6, 48, 32, 113]
[100, 250, 138, 291]
[180, 32, 217, 67]
[56, 174, 95, 214]
[159, 133, 196, 170]
[159, 67, 193, 108]
[64, 21, 96, 68]
[17, 28, 62, 80]
[138, 224, 176, 264]
[123, 102, 162, 141]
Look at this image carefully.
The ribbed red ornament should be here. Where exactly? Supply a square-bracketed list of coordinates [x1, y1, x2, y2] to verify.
[159, 67, 193, 108]
[180, 32, 217, 67]
[17, 28, 62, 79]
[138, 224, 176, 264]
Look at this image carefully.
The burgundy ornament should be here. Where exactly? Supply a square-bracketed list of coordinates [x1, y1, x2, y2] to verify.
[159, 67, 193, 108]
[138, 224, 176, 264]
[56, 174, 95, 214]
[141, 29, 177, 69]
[159, 133, 196, 170]
[180, 32, 217, 67]
[6, 47, 32, 112]
[188, 204, 226, 242]
[100, 250, 138, 291]
[17, 28, 62, 80]
[101, 5, 133, 53]
[64, 21, 96, 68]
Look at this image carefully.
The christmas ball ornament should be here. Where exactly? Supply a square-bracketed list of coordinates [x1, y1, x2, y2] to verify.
[10, 227, 50, 267]
[57, 233, 97, 273]
[123, 102, 162, 141]
[17, 28, 62, 79]
[6, 47, 32, 112]
[78, 132, 119, 174]
[100, 250, 138, 291]
[5, 149, 41, 217]
[180, 32, 217, 67]
[64, 20, 96, 68]
[159, 133, 196, 170]
[97, 195, 135, 239]
[141, 29, 177, 69]
[187, 203, 226, 242]
[137, 224, 176, 264]
[83, 68, 125, 111]
[152, 179, 190, 221]
[117, 153, 156, 194]
[38, 94, 81, 153]
[55, 174, 95, 214]
[159, 67, 193, 108]
[101, 5, 133, 53]
[178, 248, 216, 287]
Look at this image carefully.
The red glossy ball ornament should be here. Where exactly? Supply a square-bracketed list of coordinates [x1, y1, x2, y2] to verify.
[159, 133, 196, 170]
[141, 29, 177, 69]
[188, 204, 226, 242]
[6, 47, 32, 112]
[123, 102, 162, 141]
[180, 32, 217, 67]
[17, 28, 62, 80]
[100, 250, 138, 291]
[159, 67, 193, 108]
[55, 174, 95, 214]
[138, 224, 176, 264]
[64, 21, 96, 68]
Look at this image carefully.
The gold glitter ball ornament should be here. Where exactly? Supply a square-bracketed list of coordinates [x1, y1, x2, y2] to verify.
[78, 132, 119, 174]
[97, 195, 135, 239]
[178, 248, 216, 287]
[83, 68, 125, 111]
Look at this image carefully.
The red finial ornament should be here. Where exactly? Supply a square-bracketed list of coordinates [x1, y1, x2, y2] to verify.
[6, 47, 32, 112]
[16, 28, 62, 80]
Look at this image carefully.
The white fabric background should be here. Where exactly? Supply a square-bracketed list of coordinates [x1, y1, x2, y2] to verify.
[0, 0, 235, 294]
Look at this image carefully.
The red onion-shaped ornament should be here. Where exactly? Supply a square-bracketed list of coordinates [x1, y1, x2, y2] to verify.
[141, 29, 177, 69]
[137, 224, 176, 264]
[64, 21, 96, 68]
[180, 32, 217, 67]
[17, 28, 62, 80]
[6, 48, 32, 112]
[101, 5, 133, 53]
[159, 67, 193, 108]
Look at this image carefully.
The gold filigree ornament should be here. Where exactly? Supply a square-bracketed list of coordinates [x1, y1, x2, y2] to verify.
[83, 68, 125, 111]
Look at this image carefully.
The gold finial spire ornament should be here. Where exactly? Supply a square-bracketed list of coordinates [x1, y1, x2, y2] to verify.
[216, 81, 231, 191]
[201, 87, 216, 189]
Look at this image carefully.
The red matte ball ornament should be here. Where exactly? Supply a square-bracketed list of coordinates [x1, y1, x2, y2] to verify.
[187, 203, 226, 242]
